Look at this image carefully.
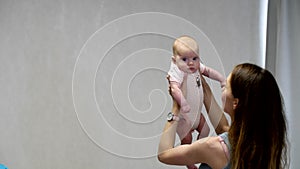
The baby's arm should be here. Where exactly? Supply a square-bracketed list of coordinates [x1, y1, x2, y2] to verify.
[169, 81, 190, 113]
[201, 64, 226, 88]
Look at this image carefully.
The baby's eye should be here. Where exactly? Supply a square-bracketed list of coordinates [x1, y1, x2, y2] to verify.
[182, 58, 187, 62]
[193, 57, 199, 61]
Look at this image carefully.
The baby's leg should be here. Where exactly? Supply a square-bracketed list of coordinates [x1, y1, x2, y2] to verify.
[176, 113, 193, 142]
[186, 164, 198, 169]
[180, 130, 193, 144]
[176, 115, 198, 169]
[196, 113, 210, 139]
[181, 131, 197, 169]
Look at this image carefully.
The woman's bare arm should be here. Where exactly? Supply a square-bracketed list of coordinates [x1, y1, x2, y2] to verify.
[201, 75, 229, 134]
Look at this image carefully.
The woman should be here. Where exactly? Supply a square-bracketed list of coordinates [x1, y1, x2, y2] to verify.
[158, 63, 289, 169]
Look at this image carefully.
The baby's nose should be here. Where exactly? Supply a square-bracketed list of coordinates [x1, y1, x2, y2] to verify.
[188, 60, 194, 65]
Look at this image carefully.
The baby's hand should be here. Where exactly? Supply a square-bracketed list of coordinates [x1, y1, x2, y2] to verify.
[180, 104, 191, 113]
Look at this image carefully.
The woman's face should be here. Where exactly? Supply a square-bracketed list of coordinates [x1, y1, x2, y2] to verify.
[222, 74, 236, 117]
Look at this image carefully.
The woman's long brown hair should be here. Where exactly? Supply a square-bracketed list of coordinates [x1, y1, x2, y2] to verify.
[228, 63, 289, 169]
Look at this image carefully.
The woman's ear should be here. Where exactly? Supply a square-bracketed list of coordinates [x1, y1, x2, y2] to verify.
[233, 98, 239, 110]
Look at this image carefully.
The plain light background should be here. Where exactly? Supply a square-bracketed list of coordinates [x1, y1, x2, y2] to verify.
[0, 0, 298, 169]
[266, 0, 300, 168]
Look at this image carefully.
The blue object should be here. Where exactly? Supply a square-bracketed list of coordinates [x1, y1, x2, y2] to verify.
[0, 164, 8, 169]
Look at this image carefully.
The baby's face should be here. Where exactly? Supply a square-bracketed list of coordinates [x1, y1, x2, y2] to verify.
[174, 51, 200, 73]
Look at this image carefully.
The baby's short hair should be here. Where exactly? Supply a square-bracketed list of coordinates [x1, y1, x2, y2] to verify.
[173, 35, 199, 56]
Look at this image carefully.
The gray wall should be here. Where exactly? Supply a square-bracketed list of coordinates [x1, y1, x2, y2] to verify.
[0, 0, 273, 169]
[266, 0, 300, 168]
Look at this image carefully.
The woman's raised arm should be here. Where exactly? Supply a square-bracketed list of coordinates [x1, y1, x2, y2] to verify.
[201, 75, 229, 134]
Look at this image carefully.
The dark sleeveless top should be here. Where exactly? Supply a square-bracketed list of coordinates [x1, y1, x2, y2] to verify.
[198, 132, 231, 169]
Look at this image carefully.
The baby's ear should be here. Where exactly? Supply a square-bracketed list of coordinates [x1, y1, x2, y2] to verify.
[172, 56, 176, 63]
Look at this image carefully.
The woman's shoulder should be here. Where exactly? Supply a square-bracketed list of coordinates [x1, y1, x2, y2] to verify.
[203, 136, 223, 149]
[194, 136, 229, 169]
[193, 136, 225, 160]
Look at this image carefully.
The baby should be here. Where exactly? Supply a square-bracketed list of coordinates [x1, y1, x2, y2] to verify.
[167, 35, 225, 169]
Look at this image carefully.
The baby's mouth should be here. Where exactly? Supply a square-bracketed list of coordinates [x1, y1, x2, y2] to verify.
[189, 67, 196, 72]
